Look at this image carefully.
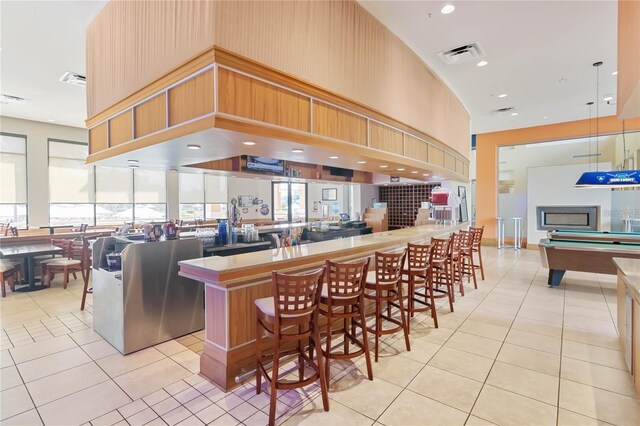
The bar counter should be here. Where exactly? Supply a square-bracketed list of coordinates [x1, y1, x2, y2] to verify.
[179, 222, 465, 390]
[614, 257, 640, 394]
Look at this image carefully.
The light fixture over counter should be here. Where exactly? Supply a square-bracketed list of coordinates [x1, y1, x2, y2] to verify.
[575, 170, 640, 188]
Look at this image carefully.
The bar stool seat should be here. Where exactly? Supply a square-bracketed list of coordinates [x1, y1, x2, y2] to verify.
[255, 268, 329, 426]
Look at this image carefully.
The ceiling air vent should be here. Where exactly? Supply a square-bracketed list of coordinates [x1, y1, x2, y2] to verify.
[438, 43, 484, 65]
[59, 71, 86, 87]
[492, 107, 515, 115]
[0, 94, 26, 104]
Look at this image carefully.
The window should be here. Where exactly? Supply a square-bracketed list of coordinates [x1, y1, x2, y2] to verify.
[134, 169, 167, 222]
[0, 133, 28, 228]
[96, 166, 133, 225]
[179, 173, 205, 220]
[205, 175, 228, 219]
[48, 140, 95, 226]
[272, 182, 307, 223]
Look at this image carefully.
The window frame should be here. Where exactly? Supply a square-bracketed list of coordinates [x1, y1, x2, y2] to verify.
[271, 181, 308, 223]
[1, 132, 29, 229]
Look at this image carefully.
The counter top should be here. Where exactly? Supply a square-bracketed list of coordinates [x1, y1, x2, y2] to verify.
[179, 223, 464, 287]
[614, 257, 640, 301]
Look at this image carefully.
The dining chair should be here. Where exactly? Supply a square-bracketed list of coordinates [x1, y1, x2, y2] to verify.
[469, 226, 486, 280]
[402, 242, 438, 331]
[429, 237, 455, 311]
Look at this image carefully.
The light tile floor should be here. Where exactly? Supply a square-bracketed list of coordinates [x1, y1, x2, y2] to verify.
[1, 247, 639, 425]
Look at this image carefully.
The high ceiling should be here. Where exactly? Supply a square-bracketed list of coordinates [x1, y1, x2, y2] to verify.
[0, 0, 619, 136]
[360, 0, 619, 134]
[0, 0, 107, 128]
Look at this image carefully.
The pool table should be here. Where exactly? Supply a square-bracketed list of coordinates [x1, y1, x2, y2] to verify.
[539, 230, 640, 287]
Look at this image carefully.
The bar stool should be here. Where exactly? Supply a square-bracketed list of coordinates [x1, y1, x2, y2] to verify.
[255, 268, 329, 426]
[364, 249, 410, 362]
[402, 242, 438, 331]
[469, 226, 485, 280]
[449, 232, 465, 297]
[429, 237, 455, 311]
[320, 258, 373, 383]
[458, 230, 478, 290]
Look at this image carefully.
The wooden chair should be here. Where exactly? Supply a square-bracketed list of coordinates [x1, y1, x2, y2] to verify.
[1, 260, 20, 297]
[0, 222, 9, 236]
[8, 226, 18, 237]
[402, 242, 438, 331]
[365, 249, 410, 362]
[449, 232, 465, 297]
[255, 268, 329, 426]
[429, 237, 455, 312]
[470, 226, 485, 280]
[43, 239, 89, 289]
[319, 258, 373, 383]
[458, 230, 478, 290]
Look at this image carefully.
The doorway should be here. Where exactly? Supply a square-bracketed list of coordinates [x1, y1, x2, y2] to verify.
[272, 182, 307, 223]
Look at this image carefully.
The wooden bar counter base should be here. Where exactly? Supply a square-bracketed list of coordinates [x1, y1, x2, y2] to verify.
[179, 223, 464, 390]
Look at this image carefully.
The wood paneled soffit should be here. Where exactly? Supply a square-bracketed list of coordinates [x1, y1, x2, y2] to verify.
[86, 47, 469, 181]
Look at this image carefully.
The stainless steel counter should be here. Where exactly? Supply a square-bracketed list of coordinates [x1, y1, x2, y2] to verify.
[92, 237, 204, 354]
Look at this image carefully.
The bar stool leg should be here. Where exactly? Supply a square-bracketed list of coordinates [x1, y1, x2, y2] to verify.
[478, 248, 485, 280]
[255, 319, 263, 395]
[324, 313, 333, 384]
[358, 298, 374, 380]
[313, 322, 330, 412]
[374, 299, 381, 362]
[298, 325, 304, 382]
[268, 344, 281, 425]
[396, 286, 411, 352]
[428, 278, 439, 328]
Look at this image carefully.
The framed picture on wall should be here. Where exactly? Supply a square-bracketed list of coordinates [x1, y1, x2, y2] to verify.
[322, 188, 338, 201]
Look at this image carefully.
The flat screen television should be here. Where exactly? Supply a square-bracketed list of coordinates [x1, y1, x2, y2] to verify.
[244, 156, 285, 174]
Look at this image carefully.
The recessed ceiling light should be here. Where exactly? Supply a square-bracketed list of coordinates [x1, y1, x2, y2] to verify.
[357, 161, 367, 164]
[612, 71, 618, 76]
[187, 144, 201, 150]
[242, 141, 256, 146]
[441, 4, 455, 14]
[603, 96, 613, 101]
[292, 149, 304, 153]
[477, 60, 488, 67]
[411, 171, 418, 174]
[498, 94, 507, 98]
[47, 119, 55, 122]
[127, 160, 139, 164]
[543, 116, 548, 119]
[329, 155, 339, 159]
[511, 112, 519, 116]
[380, 165, 389, 168]
[423, 173, 430, 176]
[397, 168, 405, 171]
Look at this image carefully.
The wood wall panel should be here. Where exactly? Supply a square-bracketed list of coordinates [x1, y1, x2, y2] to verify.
[228, 283, 272, 348]
[134, 93, 167, 138]
[87, 0, 469, 159]
[617, 0, 640, 119]
[312, 101, 367, 146]
[445, 153, 456, 173]
[428, 145, 445, 167]
[404, 135, 429, 163]
[455, 158, 464, 175]
[168, 70, 214, 126]
[370, 122, 403, 155]
[217, 68, 310, 132]
[206, 286, 227, 347]
[108, 111, 132, 147]
[89, 122, 108, 154]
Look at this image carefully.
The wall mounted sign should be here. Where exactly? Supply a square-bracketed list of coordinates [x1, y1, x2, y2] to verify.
[322, 188, 338, 201]
[390, 176, 400, 183]
[575, 170, 640, 188]
[260, 204, 270, 216]
[238, 195, 253, 207]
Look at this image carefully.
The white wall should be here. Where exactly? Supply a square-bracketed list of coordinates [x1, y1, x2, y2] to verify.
[0, 116, 89, 226]
[307, 183, 347, 219]
[526, 162, 612, 245]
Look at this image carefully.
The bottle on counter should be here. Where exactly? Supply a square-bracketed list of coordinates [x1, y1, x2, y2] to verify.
[218, 219, 228, 246]
[231, 227, 238, 244]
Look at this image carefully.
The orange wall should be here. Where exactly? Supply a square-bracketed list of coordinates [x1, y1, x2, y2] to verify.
[617, 0, 640, 119]
[475, 115, 640, 244]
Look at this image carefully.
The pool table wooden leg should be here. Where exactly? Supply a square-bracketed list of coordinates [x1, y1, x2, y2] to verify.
[548, 269, 565, 287]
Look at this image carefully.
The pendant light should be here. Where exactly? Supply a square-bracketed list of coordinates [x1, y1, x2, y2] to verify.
[575, 62, 640, 188]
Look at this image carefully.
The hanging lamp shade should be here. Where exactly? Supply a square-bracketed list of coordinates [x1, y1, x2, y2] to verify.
[575, 170, 640, 188]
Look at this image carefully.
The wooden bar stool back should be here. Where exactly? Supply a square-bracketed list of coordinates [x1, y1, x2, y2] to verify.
[429, 237, 455, 311]
[458, 230, 478, 290]
[449, 232, 465, 297]
[365, 249, 410, 362]
[402, 242, 439, 331]
[255, 267, 329, 426]
[470, 226, 485, 280]
[320, 257, 373, 382]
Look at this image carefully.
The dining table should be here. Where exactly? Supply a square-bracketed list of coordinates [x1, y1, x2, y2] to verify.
[0, 243, 63, 292]
[38, 225, 72, 235]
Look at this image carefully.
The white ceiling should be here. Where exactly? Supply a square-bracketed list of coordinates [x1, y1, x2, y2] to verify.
[0, 0, 619, 136]
[0, 0, 107, 128]
[359, 0, 619, 134]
